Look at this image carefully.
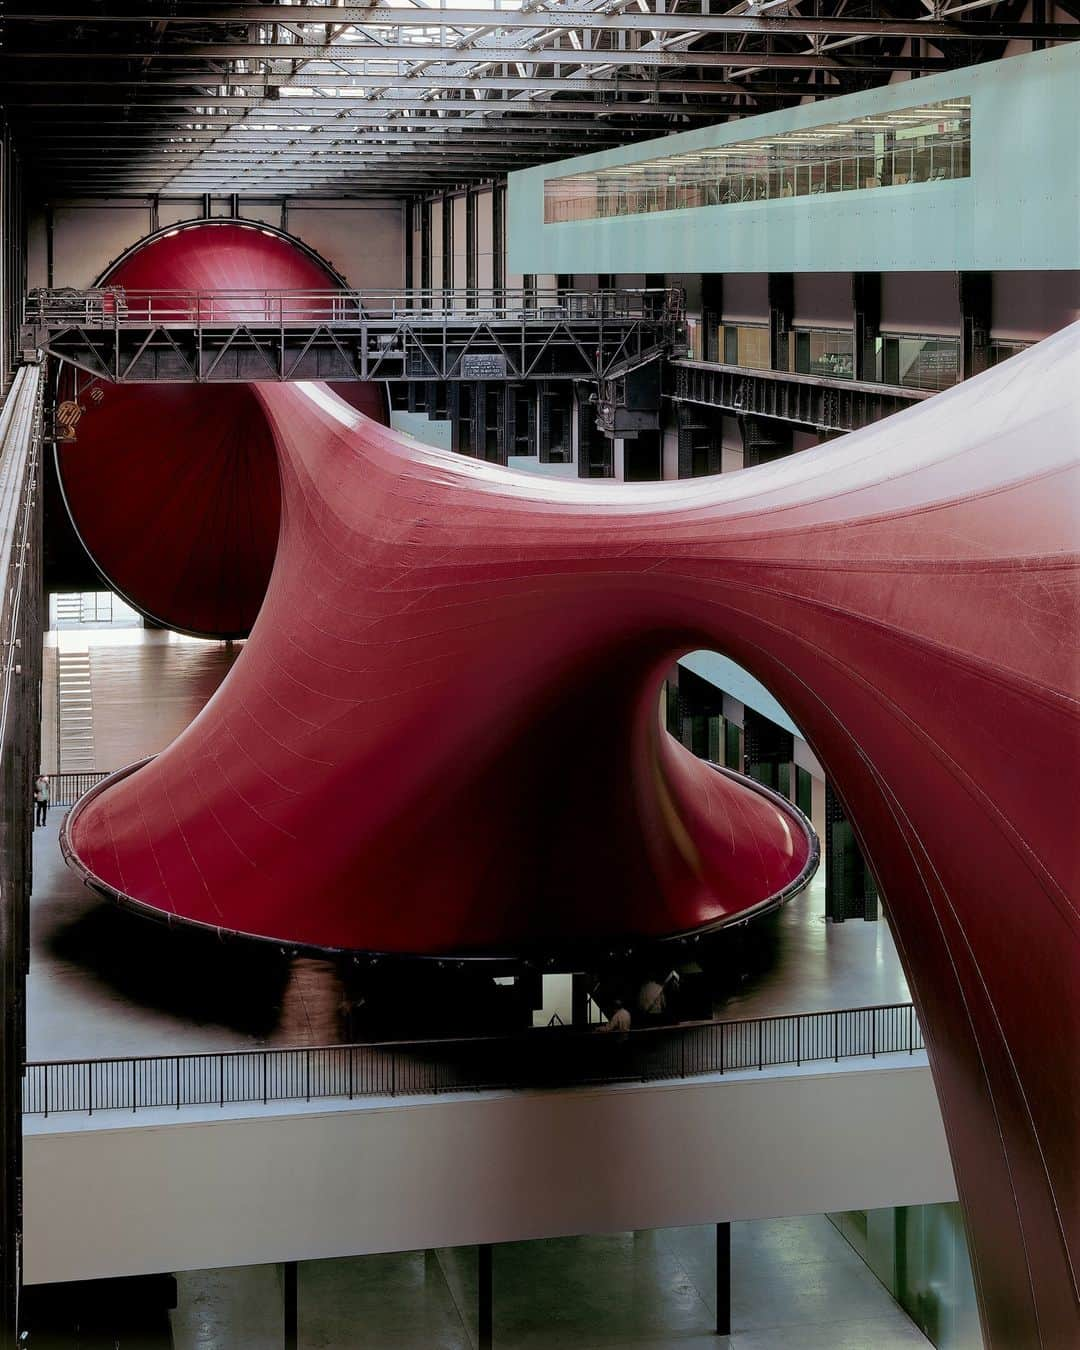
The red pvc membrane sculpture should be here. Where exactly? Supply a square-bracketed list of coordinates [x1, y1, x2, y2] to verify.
[55, 221, 385, 637]
[62, 315, 1079, 1348]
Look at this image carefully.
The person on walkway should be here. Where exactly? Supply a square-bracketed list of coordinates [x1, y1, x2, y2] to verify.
[638, 977, 667, 1020]
[33, 774, 50, 827]
[598, 998, 631, 1036]
[638, 970, 680, 1022]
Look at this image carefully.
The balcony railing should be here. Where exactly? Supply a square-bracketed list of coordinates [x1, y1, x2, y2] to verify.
[24, 286, 684, 330]
[44, 771, 110, 807]
[23, 1001, 924, 1117]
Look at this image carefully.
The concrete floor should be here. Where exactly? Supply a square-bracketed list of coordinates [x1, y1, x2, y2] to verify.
[29, 624, 909, 1061]
[170, 1218, 932, 1350]
[41, 622, 243, 776]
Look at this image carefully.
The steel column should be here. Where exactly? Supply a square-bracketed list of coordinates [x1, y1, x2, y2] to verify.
[716, 1222, 731, 1337]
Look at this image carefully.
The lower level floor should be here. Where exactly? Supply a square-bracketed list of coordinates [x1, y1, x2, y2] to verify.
[28, 1210, 981, 1350]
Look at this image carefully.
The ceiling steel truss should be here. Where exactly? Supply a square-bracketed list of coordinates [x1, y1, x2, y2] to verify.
[3, 0, 1072, 197]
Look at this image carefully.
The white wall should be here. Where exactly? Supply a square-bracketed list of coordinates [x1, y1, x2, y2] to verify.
[722, 274, 769, 323]
[47, 205, 152, 288]
[390, 411, 452, 451]
[992, 269, 1080, 340]
[508, 456, 578, 479]
[27, 198, 406, 290]
[24, 1061, 955, 1286]
[880, 272, 960, 335]
[793, 273, 853, 328]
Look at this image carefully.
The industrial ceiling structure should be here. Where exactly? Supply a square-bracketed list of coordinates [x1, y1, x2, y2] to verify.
[2, 0, 1075, 197]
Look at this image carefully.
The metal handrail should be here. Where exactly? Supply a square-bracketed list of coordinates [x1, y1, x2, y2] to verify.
[23, 1001, 924, 1117]
[43, 771, 110, 807]
[24, 286, 684, 329]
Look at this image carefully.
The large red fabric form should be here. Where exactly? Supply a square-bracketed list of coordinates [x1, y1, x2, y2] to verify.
[61, 304, 1079, 1347]
[55, 222, 385, 636]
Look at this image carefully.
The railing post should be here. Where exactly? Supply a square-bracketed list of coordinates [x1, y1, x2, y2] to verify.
[796, 1017, 801, 1067]
[758, 1019, 763, 1070]
[871, 1012, 877, 1059]
[219, 1055, 224, 1108]
[348, 1046, 354, 1101]
[262, 1052, 268, 1106]
[909, 1004, 915, 1054]
[176, 1056, 181, 1109]
[43, 1070, 47, 1120]
[87, 1061, 92, 1117]
[835, 1009, 840, 1062]
[132, 1058, 137, 1113]
[719, 1025, 724, 1076]
[305, 1049, 311, 1102]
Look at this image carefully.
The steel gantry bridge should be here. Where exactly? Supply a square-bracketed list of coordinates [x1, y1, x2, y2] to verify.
[21, 286, 684, 384]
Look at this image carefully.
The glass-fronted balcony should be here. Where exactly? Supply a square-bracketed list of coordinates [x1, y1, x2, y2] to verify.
[544, 98, 971, 225]
[683, 322, 963, 395]
[789, 329, 855, 381]
[877, 334, 961, 391]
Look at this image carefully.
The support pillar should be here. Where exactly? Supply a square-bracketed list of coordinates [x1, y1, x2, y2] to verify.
[715, 1222, 731, 1337]
[676, 403, 720, 479]
[571, 972, 591, 1028]
[767, 272, 794, 372]
[420, 202, 432, 297]
[702, 274, 723, 363]
[738, 415, 792, 467]
[478, 1243, 493, 1350]
[958, 271, 993, 380]
[283, 1261, 298, 1350]
[825, 784, 880, 922]
[852, 272, 881, 382]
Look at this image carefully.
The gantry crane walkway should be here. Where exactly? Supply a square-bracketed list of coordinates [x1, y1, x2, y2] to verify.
[22, 286, 684, 385]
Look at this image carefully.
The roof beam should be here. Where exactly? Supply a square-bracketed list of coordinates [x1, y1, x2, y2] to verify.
[1, 97, 749, 115]
[5, 7, 1073, 41]
[2, 74, 822, 92]
[5, 46, 957, 70]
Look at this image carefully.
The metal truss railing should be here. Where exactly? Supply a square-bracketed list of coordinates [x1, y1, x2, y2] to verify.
[24, 1001, 924, 1117]
[668, 358, 929, 434]
[24, 286, 683, 329]
[22, 287, 685, 385]
[43, 771, 110, 808]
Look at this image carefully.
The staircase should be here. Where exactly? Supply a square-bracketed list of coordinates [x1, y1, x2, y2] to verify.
[56, 650, 95, 772]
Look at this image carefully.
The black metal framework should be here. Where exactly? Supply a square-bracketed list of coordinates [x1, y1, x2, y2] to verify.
[669, 358, 927, 434]
[958, 270, 993, 379]
[23, 286, 684, 385]
[0, 6, 1069, 199]
[715, 1223, 731, 1337]
[825, 783, 880, 923]
[478, 1245, 493, 1350]
[23, 1002, 924, 1117]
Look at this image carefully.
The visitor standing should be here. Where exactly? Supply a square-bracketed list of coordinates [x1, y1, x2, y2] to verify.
[33, 773, 50, 827]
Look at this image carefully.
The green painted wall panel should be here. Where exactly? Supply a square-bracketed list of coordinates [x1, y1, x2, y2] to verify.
[508, 46, 1080, 275]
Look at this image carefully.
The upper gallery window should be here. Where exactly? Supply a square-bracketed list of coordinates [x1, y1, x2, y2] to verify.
[543, 98, 971, 224]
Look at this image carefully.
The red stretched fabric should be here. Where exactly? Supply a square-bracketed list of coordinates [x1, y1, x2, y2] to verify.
[56, 221, 385, 636]
[65, 325, 1080, 1350]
